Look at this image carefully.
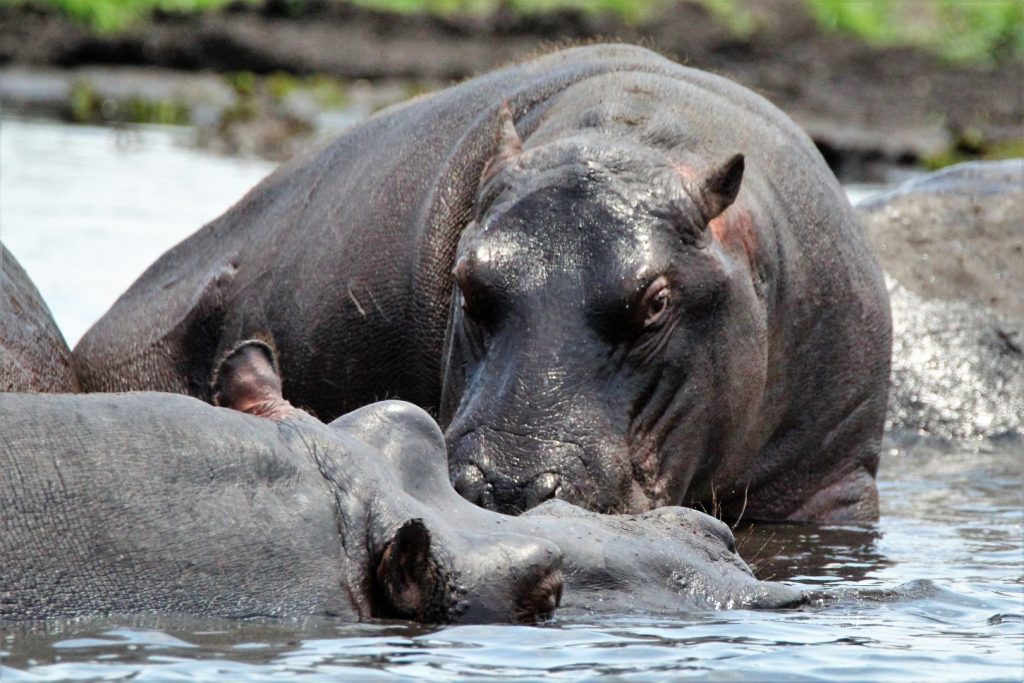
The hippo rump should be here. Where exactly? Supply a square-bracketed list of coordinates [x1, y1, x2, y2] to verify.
[0, 341, 801, 623]
[856, 160, 1023, 439]
[74, 44, 891, 523]
[1, 243, 77, 393]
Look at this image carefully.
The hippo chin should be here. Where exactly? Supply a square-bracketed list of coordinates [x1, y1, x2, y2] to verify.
[73, 44, 891, 523]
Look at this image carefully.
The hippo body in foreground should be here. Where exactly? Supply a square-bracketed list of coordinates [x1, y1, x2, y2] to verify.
[0, 399, 561, 624]
[1, 243, 77, 393]
[0, 342, 801, 623]
[75, 44, 891, 523]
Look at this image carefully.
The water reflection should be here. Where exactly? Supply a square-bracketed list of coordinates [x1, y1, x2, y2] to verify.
[736, 523, 888, 585]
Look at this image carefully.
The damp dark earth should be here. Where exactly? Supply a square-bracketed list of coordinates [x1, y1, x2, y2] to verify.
[1, 119, 1021, 681]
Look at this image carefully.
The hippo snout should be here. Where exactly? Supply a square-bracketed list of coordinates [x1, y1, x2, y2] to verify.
[452, 463, 563, 513]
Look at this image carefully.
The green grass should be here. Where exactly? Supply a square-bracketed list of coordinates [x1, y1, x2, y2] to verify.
[804, 0, 1023, 65]
[9, 0, 1024, 64]
[3, 0, 661, 31]
[346, 0, 660, 23]
[0, 0, 255, 33]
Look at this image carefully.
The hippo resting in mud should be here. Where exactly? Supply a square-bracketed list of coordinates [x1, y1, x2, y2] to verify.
[856, 160, 1023, 440]
[75, 44, 892, 523]
[1, 243, 77, 393]
[0, 340, 802, 623]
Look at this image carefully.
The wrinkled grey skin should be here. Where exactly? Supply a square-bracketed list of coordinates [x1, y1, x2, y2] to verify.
[1, 341, 800, 622]
[1, 345, 563, 624]
[857, 160, 1023, 439]
[1, 243, 78, 393]
[74, 44, 891, 523]
[345, 398, 805, 613]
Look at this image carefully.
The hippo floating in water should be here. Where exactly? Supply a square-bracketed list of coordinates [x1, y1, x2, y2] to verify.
[1, 340, 801, 622]
[856, 160, 1023, 439]
[1, 243, 77, 393]
[75, 44, 891, 523]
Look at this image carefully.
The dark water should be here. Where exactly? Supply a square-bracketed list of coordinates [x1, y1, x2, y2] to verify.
[1, 119, 1022, 681]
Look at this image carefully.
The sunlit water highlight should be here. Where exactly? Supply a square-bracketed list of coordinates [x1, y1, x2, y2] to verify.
[0, 118, 1021, 681]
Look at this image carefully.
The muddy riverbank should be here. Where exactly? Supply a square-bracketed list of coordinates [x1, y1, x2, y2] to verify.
[2, 0, 1021, 181]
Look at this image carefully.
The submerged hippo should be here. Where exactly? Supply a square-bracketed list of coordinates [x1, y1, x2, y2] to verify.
[0, 340, 800, 622]
[1, 343, 562, 624]
[857, 160, 1023, 439]
[75, 44, 891, 523]
[1, 243, 77, 393]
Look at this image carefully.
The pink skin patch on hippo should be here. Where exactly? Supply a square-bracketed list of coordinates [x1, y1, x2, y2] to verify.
[709, 208, 758, 268]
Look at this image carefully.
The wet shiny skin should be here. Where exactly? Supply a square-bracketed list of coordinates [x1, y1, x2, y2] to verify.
[2, 119, 1017, 680]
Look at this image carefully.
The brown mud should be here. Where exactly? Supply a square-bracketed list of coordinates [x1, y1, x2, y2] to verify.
[1, 0, 1021, 181]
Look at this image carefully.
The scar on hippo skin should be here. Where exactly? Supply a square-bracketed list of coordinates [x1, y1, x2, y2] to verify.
[211, 338, 296, 419]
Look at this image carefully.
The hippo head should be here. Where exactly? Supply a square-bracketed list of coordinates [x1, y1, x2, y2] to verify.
[441, 107, 767, 515]
[215, 340, 563, 623]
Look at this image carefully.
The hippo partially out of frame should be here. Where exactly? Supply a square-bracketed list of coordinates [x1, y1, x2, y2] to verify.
[1, 243, 77, 393]
[75, 44, 891, 523]
[856, 159, 1023, 440]
[1, 340, 802, 623]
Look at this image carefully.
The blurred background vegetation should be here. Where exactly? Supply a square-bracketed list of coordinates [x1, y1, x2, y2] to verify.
[5, 0, 1022, 65]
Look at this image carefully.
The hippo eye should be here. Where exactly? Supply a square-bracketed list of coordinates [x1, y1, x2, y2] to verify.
[641, 277, 672, 328]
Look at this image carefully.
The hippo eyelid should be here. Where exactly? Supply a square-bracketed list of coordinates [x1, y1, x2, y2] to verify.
[639, 275, 673, 329]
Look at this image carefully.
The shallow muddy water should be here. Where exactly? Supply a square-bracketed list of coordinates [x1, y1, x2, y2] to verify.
[1, 118, 1021, 681]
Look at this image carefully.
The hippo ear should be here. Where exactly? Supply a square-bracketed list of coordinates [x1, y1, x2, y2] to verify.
[479, 102, 523, 186]
[694, 153, 745, 223]
[211, 338, 292, 419]
[376, 519, 445, 621]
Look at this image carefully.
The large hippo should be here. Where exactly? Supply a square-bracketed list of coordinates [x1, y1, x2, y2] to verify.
[1, 340, 801, 622]
[1, 243, 77, 393]
[74, 44, 891, 523]
[856, 160, 1023, 439]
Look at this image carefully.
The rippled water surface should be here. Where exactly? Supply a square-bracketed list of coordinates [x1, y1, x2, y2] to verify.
[1, 118, 1021, 681]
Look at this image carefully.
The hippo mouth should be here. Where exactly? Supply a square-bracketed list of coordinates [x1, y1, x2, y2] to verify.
[451, 463, 573, 514]
[446, 426, 607, 514]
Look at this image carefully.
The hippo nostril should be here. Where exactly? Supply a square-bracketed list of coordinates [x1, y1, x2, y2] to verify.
[453, 464, 487, 504]
[524, 472, 560, 509]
